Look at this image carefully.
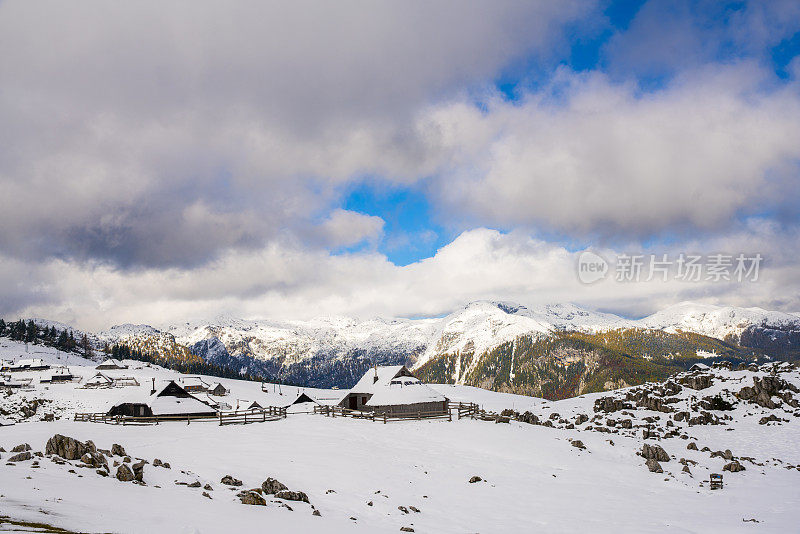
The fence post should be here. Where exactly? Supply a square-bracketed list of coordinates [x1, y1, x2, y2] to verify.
[448, 409, 452, 422]
[383, 412, 387, 424]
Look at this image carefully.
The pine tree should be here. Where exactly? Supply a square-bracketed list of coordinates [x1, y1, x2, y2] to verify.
[81, 334, 93, 359]
[25, 320, 38, 343]
[0, 319, 5, 336]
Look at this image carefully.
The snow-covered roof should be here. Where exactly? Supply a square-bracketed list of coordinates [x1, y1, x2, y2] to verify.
[365, 381, 447, 407]
[97, 358, 126, 368]
[85, 372, 113, 385]
[149, 395, 216, 415]
[350, 365, 409, 395]
[181, 376, 210, 387]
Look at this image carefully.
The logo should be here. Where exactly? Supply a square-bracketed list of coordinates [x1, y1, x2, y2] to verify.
[577, 251, 609, 284]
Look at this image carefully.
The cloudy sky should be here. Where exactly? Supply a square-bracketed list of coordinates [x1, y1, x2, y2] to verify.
[1, 0, 800, 330]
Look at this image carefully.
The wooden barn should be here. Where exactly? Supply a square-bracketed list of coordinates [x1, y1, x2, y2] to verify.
[84, 372, 114, 388]
[208, 382, 228, 396]
[96, 358, 128, 370]
[180, 376, 210, 392]
[107, 380, 217, 418]
[338, 365, 449, 415]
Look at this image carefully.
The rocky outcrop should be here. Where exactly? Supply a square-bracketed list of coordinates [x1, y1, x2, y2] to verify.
[679, 374, 712, 391]
[45, 434, 88, 460]
[737, 376, 798, 409]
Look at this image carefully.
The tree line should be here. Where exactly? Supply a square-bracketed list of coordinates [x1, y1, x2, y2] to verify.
[0, 318, 95, 358]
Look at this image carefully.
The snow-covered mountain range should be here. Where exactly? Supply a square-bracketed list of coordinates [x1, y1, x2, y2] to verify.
[18, 300, 800, 398]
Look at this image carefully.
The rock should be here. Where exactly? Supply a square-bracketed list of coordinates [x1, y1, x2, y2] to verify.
[111, 444, 127, 457]
[123, 456, 131, 463]
[204, 483, 213, 491]
[575, 414, 589, 425]
[116, 464, 135, 482]
[275, 490, 309, 503]
[682, 465, 691, 475]
[312, 510, 321, 516]
[8, 451, 32, 462]
[646, 458, 663, 473]
[571, 440, 586, 450]
[11, 443, 31, 453]
[80, 452, 107, 468]
[680, 374, 713, 391]
[261, 477, 288, 494]
[400, 527, 415, 532]
[153, 458, 162, 467]
[221, 475, 243, 486]
[239, 491, 266, 506]
[468, 476, 482, 483]
[723, 461, 746, 472]
[687, 442, 698, 451]
[45, 434, 87, 460]
[594, 397, 630, 413]
[398, 506, 409, 514]
[759, 414, 781, 425]
[131, 460, 145, 482]
[367, 501, 373, 506]
[188, 481, 202, 488]
[641, 444, 670, 462]
[163, 462, 171, 469]
[202, 491, 212, 499]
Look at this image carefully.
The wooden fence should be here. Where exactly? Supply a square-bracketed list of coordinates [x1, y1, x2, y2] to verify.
[74, 406, 287, 426]
[313, 401, 481, 423]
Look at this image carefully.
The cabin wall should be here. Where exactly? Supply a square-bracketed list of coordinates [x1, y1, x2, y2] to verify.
[368, 400, 449, 415]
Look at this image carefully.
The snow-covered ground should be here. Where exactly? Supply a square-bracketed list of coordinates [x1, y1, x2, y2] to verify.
[2, 339, 800, 533]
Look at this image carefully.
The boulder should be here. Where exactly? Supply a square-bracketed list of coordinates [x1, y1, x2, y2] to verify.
[468, 476, 482, 483]
[275, 490, 309, 503]
[686, 442, 698, 451]
[45, 434, 87, 460]
[571, 440, 586, 450]
[221, 475, 243, 486]
[131, 460, 145, 482]
[111, 444, 127, 457]
[262, 477, 288, 494]
[116, 464, 135, 482]
[8, 451, 32, 462]
[11, 443, 31, 453]
[645, 459, 663, 473]
[239, 491, 266, 506]
[723, 461, 746, 472]
[641, 444, 670, 462]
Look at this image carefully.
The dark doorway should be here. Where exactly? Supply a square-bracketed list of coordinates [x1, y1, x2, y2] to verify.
[348, 395, 358, 409]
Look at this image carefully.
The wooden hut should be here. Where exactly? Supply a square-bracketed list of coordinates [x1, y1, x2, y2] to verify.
[338, 365, 448, 415]
[107, 380, 216, 418]
[96, 358, 128, 370]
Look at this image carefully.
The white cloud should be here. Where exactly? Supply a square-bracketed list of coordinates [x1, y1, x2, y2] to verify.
[422, 63, 800, 237]
[7, 225, 800, 330]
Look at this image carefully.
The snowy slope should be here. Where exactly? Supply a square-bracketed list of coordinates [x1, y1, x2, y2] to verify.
[1, 336, 799, 533]
[639, 302, 800, 340]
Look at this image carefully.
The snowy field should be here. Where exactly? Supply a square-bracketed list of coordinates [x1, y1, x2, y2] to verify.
[2, 339, 800, 533]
